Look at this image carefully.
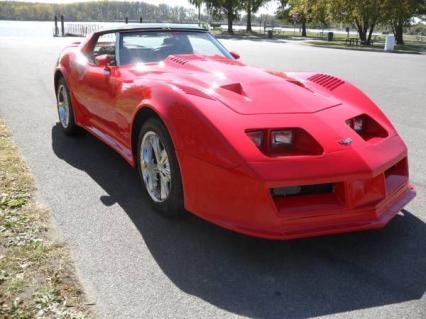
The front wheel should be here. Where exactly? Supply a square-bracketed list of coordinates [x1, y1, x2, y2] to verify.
[137, 118, 184, 217]
[56, 77, 78, 135]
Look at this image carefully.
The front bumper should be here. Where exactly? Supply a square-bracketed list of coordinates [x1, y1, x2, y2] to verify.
[180, 135, 416, 240]
[275, 182, 416, 240]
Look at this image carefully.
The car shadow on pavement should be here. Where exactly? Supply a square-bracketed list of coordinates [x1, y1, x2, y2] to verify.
[51, 124, 426, 319]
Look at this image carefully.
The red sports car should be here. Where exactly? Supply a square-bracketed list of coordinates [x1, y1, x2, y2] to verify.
[54, 24, 415, 239]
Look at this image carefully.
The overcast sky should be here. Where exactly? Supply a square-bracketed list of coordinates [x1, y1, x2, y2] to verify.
[14, 0, 280, 15]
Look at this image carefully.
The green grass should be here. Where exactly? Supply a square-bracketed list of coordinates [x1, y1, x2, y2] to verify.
[0, 119, 94, 318]
[212, 28, 426, 47]
[5, 278, 26, 295]
[395, 42, 426, 52]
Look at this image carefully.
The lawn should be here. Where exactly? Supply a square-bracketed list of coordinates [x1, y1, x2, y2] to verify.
[0, 119, 94, 318]
[306, 39, 426, 54]
[212, 27, 426, 53]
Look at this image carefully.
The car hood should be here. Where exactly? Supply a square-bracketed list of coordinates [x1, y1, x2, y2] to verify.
[155, 55, 343, 115]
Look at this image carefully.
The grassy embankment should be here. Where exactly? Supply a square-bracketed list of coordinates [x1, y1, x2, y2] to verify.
[0, 119, 94, 318]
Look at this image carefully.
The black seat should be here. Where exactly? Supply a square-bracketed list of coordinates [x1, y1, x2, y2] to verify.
[161, 35, 193, 56]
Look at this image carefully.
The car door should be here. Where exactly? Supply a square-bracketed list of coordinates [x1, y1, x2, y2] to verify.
[75, 32, 122, 137]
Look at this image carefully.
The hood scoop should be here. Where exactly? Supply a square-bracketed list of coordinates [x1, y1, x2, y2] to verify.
[216, 80, 342, 115]
[308, 74, 344, 91]
[220, 83, 246, 96]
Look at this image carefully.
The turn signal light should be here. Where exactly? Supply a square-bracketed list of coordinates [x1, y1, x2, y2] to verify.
[247, 130, 264, 148]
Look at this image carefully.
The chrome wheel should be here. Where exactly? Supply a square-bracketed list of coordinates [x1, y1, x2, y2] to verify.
[57, 84, 70, 128]
[140, 131, 171, 202]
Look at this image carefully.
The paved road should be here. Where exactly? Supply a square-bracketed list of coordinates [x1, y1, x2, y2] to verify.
[0, 36, 425, 319]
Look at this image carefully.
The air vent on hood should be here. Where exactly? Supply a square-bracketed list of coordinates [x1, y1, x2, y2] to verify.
[220, 83, 246, 96]
[168, 56, 190, 65]
[307, 74, 344, 91]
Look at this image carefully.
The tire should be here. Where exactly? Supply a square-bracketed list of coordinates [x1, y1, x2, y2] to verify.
[137, 117, 184, 217]
[56, 77, 79, 135]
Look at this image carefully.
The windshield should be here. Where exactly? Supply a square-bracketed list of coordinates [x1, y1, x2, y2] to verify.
[118, 31, 232, 65]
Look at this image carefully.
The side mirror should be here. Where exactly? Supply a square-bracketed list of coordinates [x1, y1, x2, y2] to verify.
[95, 54, 112, 68]
[230, 51, 240, 60]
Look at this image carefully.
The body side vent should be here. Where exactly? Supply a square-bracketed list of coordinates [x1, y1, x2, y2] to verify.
[307, 74, 344, 91]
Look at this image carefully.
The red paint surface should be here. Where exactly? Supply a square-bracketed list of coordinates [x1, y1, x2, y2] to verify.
[54, 31, 415, 239]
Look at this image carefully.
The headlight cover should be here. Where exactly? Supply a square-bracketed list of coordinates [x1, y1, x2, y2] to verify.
[346, 114, 388, 141]
[246, 128, 323, 156]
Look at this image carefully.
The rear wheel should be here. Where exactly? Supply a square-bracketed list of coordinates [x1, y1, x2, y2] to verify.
[137, 117, 184, 217]
[56, 77, 78, 135]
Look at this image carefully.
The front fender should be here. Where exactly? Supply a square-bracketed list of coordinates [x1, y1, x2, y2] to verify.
[132, 83, 243, 170]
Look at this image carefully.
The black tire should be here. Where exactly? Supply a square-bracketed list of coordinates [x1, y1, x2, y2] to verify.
[56, 77, 79, 135]
[137, 117, 184, 217]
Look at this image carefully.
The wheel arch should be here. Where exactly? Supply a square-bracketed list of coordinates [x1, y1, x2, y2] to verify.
[131, 106, 163, 162]
[54, 69, 64, 94]
[53, 66, 85, 129]
[131, 104, 187, 208]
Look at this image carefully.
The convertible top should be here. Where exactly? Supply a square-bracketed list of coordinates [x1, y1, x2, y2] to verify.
[95, 23, 206, 35]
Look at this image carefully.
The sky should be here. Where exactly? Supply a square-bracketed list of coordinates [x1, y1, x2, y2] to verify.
[12, 0, 281, 15]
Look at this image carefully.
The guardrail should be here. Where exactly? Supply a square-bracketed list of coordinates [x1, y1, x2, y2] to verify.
[55, 23, 102, 37]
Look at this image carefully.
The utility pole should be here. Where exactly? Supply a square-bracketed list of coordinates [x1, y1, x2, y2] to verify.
[54, 16, 58, 36]
[60, 15, 64, 37]
[198, 3, 201, 26]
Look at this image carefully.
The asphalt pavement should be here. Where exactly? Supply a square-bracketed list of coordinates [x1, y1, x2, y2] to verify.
[0, 35, 425, 319]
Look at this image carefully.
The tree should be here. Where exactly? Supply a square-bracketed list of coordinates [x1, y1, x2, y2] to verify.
[383, 0, 425, 44]
[288, 0, 309, 36]
[328, 0, 384, 45]
[204, 0, 242, 34]
[189, 0, 203, 25]
[418, 0, 426, 18]
[276, 0, 290, 22]
[289, 0, 329, 36]
[309, 0, 329, 28]
[242, 0, 270, 32]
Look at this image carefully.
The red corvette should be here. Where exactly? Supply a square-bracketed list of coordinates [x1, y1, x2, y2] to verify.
[54, 24, 415, 239]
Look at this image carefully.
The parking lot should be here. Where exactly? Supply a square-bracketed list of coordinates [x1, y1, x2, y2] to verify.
[0, 35, 425, 318]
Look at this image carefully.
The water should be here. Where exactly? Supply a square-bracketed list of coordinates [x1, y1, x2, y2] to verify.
[0, 20, 208, 40]
[0, 20, 122, 38]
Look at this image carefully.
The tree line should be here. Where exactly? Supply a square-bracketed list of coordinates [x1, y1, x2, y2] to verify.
[190, 0, 272, 33]
[0, 1, 199, 23]
[277, 0, 426, 44]
[0, 0, 425, 44]
[194, 0, 425, 44]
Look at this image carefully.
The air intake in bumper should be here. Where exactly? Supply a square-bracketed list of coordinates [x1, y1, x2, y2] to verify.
[271, 183, 333, 197]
